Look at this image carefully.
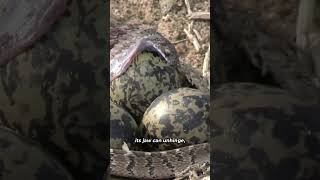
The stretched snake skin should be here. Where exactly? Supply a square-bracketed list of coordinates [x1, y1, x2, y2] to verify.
[110, 24, 179, 81]
[110, 143, 209, 179]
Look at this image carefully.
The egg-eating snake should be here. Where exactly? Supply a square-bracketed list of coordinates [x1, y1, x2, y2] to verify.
[110, 24, 179, 81]
[110, 25, 210, 179]
[110, 143, 209, 179]
[110, 24, 209, 91]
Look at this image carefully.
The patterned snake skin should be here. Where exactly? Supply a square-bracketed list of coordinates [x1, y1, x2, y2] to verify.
[110, 143, 209, 179]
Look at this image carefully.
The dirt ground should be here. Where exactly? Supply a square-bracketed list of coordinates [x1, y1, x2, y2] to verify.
[111, 0, 210, 90]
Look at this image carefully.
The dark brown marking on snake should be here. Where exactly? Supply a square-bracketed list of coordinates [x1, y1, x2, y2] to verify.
[175, 150, 184, 162]
[163, 152, 175, 170]
[145, 155, 155, 177]
[189, 146, 196, 164]
[127, 154, 136, 176]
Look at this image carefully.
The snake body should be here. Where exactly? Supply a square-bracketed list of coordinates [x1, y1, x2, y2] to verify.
[110, 25, 209, 179]
[110, 24, 179, 81]
[110, 143, 209, 179]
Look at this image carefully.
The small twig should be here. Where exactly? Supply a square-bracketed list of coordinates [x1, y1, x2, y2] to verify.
[189, 12, 210, 20]
[184, 0, 193, 15]
[193, 29, 203, 42]
[184, 28, 201, 52]
[202, 45, 210, 78]
[202, 45, 210, 90]
[188, 21, 194, 31]
[173, 38, 188, 44]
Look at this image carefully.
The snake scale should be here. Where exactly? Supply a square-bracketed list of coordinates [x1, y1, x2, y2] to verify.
[110, 143, 209, 179]
[110, 25, 210, 179]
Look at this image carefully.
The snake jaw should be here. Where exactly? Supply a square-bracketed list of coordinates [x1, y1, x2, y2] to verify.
[110, 27, 179, 81]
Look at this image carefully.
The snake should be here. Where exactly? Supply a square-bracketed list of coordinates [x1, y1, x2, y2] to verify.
[110, 24, 179, 81]
[110, 25, 210, 179]
[110, 143, 209, 179]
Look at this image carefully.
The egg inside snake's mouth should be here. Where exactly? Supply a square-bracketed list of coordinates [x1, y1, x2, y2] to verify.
[0, 0, 68, 65]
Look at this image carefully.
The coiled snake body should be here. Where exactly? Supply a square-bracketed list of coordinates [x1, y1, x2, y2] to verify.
[110, 143, 209, 179]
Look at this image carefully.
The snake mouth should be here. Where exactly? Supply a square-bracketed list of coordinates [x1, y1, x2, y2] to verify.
[110, 34, 179, 81]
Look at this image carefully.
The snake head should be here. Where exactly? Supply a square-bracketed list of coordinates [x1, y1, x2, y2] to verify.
[110, 31, 179, 81]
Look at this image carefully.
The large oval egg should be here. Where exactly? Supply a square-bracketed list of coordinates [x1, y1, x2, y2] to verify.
[110, 101, 139, 149]
[110, 52, 185, 122]
[141, 87, 209, 150]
